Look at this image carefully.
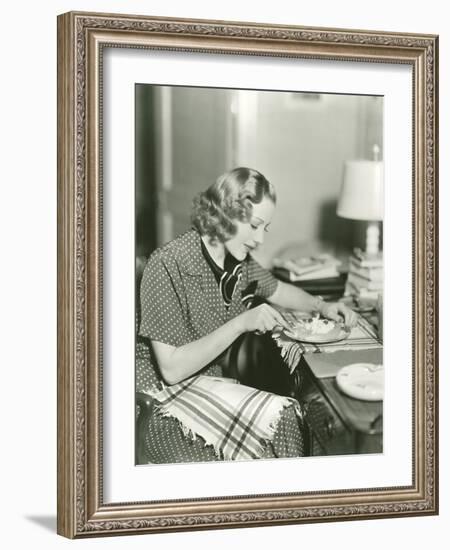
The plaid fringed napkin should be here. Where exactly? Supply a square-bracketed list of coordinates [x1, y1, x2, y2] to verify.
[147, 375, 302, 461]
[272, 312, 382, 374]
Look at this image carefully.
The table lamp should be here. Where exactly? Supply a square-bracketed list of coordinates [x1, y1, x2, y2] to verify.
[336, 145, 383, 257]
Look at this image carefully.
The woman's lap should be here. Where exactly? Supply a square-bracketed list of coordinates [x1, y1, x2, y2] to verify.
[144, 411, 219, 463]
[264, 402, 304, 458]
[144, 401, 304, 464]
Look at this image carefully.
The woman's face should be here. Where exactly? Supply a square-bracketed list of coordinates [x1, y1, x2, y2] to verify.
[224, 197, 275, 261]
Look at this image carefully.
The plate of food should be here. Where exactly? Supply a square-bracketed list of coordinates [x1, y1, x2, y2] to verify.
[283, 316, 351, 344]
[336, 363, 384, 401]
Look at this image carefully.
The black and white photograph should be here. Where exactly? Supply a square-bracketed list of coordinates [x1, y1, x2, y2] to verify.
[135, 85, 384, 465]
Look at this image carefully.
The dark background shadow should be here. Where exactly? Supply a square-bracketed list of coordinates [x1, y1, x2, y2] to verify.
[317, 199, 383, 258]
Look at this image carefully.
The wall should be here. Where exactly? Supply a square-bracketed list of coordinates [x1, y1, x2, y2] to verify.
[0, 1, 447, 550]
[170, 86, 232, 238]
[237, 91, 382, 264]
[139, 86, 382, 265]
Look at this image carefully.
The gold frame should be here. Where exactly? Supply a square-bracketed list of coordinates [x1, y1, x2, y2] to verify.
[57, 11, 439, 538]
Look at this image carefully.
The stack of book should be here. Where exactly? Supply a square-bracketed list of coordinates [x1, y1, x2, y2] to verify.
[272, 253, 346, 298]
[273, 253, 342, 282]
[345, 249, 383, 300]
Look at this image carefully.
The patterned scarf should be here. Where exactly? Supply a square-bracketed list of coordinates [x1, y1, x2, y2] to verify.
[200, 238, 243, 307]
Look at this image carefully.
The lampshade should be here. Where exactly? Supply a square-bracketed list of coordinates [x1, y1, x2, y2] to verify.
[337, 160, 383, 221]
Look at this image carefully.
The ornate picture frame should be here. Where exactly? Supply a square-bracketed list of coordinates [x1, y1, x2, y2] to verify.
[57, 11, 438, 538]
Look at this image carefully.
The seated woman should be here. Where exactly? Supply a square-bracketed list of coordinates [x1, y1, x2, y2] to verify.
[137, 167, 357, 464]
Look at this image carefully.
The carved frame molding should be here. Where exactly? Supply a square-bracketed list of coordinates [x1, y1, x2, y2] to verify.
[57, 11, 438, 538]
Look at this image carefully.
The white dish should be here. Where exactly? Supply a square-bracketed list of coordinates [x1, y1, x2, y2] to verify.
[284, 317, 350, 344]
[336, 363, 384, 401]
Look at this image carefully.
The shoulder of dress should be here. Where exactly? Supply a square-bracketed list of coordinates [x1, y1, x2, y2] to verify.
[147, 230, 203, 274]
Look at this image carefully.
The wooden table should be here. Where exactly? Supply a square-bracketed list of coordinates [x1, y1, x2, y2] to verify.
[296, 349, 383, 456]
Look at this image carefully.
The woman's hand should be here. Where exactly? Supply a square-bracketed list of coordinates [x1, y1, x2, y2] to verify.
[319, 301, 358, 328]
[237, 304, 291, 335]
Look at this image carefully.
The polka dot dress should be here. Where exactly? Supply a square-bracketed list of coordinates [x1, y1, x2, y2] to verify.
[137, 229, 304, 463]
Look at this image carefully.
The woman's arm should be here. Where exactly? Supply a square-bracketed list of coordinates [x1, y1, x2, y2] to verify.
[268, 280, 322, 311]
[152, 304, 290, 385]
[268, 280, 358, 327]
[152, 317, 242, 385]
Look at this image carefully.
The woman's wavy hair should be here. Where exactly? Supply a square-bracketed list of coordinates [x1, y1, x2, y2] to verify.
[191, 167, 276, 243]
